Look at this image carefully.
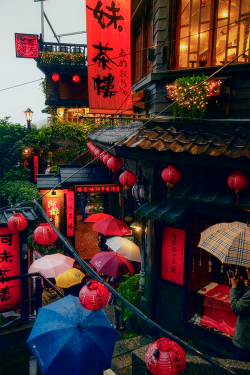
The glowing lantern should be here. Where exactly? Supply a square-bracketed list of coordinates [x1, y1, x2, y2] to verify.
[7, 213, 27, 232]
[72, 75, 80, 82]
[161, 166, 181, 195]
[107, 156, 123, 172]
[146, 338, 186, 375]
[33, 223, 58, 246]
[52, 74, 59, 82]
[227, 170, 249, 205]
[79, 280, 109, 311]
[103, 152, 113, 165]
[119, 170, 137, 189]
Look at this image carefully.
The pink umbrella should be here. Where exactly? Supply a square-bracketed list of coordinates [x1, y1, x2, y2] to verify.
[84, 213, 114, 223]
[28, 254, 74, 278]
[90, 252, 134, 279]
[92, 218, 130, 236]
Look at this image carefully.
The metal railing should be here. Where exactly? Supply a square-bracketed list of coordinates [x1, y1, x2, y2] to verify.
[40, 42, 86, 55]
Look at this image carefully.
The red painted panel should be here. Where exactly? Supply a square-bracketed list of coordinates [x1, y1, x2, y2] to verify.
[34, 156, 38, 182]
[66, 191, 75, 237]
[0, 228, 21, 312]
[86, 0, 133, 114]
[15, 33, 39, 58]
[161, 227, 185, 285]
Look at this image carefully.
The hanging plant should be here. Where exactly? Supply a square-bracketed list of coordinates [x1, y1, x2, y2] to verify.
[38, 51, 85, 65]
[166, 75, 210, 120]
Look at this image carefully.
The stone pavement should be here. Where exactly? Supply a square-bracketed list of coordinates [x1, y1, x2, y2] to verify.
[75, 216, 99, 260]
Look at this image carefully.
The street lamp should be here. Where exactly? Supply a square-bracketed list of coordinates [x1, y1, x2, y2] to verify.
[132, 166, 148, 206]
[24, 108, 33, 130]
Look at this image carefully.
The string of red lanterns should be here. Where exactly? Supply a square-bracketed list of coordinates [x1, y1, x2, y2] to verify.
[52, 74, 80, 82]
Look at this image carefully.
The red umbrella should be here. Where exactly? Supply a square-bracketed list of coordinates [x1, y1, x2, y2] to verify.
[92, 218, 130, 236]
[84, 213, 114, 223]
[90, 252, 134, 279]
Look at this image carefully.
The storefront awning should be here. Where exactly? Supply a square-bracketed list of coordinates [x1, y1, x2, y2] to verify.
[135, 201, 190, 223]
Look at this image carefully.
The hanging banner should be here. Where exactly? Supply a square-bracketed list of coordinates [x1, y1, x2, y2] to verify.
[34, 156, 39, 183]
[15, 33, 39, 58]
[75, 184, 122, 193]
[0, 228, 21, 312]
[86, 0, 133, 114]
[161, 227, 185, 285]
[66, 191, 75, 237]
[46, 197, 60, 230]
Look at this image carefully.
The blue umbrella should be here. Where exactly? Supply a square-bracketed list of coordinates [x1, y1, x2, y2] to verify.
[27, 295, 117, 375]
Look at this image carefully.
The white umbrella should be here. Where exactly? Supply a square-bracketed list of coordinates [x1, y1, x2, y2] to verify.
[106, 236, 141, 262]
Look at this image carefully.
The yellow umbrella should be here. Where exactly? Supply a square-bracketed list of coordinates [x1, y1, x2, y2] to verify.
[55, 268, 85, 288]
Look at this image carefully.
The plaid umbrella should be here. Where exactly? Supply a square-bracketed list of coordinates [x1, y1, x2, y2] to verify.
[198, 221, 250, 267]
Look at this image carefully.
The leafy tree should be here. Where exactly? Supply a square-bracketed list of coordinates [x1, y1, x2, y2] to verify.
[117, 273, 140, 320]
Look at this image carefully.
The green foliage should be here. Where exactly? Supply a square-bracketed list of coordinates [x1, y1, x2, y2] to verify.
[0, 180, 41, 205]
[50, 165, 60, 174]
[39, 51, 85, 65]
[117, 273, 140, 321]
[27, 230, 64, 256]
[39, 79, 46, 97]
[167, 75, 209, 120]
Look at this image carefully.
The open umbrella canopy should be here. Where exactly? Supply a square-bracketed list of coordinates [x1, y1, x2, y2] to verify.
[55, 268, 85, 288]
[106, 236, 141, 262]
[84, 213, 114, 223]
[27, 295, 117, 375]
[90, 252, 134, 279]
[28, 254, 74, 278]
[198, 221, 250, 267]
[93, 217, 130, 236]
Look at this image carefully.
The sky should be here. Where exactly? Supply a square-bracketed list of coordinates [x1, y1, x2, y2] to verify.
[0, 0, 87, 125]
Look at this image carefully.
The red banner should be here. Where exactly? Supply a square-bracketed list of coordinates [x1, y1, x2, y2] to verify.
[34, 156, 38, 183]
[15, 33, 39, 58]
[76, 184, 122, 193]
[161, 227, 185, 285]
[66, 191, 75, 237]
[46, 197, 60, 230]
[86, 0, 133, 114]
[0, 228, 21, 312]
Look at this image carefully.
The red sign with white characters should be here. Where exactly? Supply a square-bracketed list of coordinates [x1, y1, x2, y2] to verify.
[0, 228, 21, 312]
[66, 191, 74, 237]
[161, 227, 185, 285]
[34, 156, 38, 183]
[15, 33, 39, 58]
[86, 0, 133, 114]
[46, 197, 60, 230]
[75, 184, 123, 193]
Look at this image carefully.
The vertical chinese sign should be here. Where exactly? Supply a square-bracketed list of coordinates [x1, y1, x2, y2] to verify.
[86, 0, 133, 114]
[0, 228, 21, 312]
[15, 33, 39, 58]
[46, 197, 60, 230]
[161, 227, 185, 285]
[34, 156, 38, 183]
[66, 191, 74, 237]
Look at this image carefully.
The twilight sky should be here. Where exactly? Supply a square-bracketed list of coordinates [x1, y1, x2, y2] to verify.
[0, 0, 86, 125]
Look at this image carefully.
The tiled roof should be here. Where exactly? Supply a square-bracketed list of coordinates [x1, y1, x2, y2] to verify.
[116, 125, 250, 159]
[0, 208, 38, 227]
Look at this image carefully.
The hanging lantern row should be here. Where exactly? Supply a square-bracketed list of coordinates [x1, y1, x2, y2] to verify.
[79, 280, 109, 311]
[52, 74, 80, 82]
[146, 338, 186, 375]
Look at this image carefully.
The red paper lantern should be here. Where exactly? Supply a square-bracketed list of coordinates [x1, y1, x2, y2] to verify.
[107, 156, 123, 172]
[161, 166, 181, 195]
[33, 223, 58, 246]
[7, 213, 27, 232]
[103, 152, 113, 165]
[227, 170, 249, 205]
[72, 75, 80, 82]
[79, 280, 109, 311]
[87, 142, 92, 148]
[99, 150, 106, 162]
[146, 338, 186, 375]
[94, 148, 103, 158]
[119, 170, 137, 189]
[52, 74, 59, 82]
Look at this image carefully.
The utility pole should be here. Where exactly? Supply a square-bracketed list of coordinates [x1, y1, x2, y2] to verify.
[41, 0, 44, 40]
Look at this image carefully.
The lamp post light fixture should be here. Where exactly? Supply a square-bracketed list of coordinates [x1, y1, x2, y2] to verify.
[132, 166, 148, 206]
[24, 108, 33, 130]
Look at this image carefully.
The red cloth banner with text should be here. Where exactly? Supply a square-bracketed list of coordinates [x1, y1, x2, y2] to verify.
[46, 197, 60, 230]
[34, 156, 38, 183]
[0, 228, 21, 312]
[66, 191, 75, 237]
[86, 0, 133, 114]
[15, 33, 39, 58]
[161, 227, 185, 285]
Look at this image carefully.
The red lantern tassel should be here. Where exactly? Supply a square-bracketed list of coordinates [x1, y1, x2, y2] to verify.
[167, 186, 170, 195]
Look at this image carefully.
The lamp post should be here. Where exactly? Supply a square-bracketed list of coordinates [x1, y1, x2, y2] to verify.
[24, 108, 33, 130]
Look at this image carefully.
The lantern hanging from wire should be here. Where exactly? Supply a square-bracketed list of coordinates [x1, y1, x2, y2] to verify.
[107, 156, 123, 177]
[103, 152, 113, 165]
[79, 280, 109, 311]
[7, 213, 28, 232]
[33, 223, 58, 246]
[94, 148, 103, 161]
[227, 170, 249, 205]
[99, 150, 106, 162]
[161, 166, 181, 195]
[119, 170, 137, 189]
[87, 142, 92, 148]
[146, 338, 186, 375]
